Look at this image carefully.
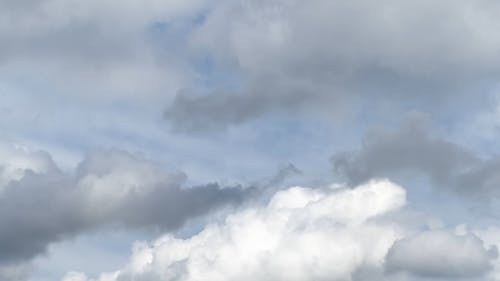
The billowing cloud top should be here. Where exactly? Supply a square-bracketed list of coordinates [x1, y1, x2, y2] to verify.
[63, 180, 498, 281]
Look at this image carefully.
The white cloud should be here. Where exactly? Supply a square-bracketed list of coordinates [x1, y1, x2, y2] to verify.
[67, 179, 497, 281]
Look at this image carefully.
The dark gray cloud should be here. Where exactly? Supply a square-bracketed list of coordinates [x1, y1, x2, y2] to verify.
[331, 114, 500, 197]
[165, 0, 500, 132]
[0, 149, 253, 264]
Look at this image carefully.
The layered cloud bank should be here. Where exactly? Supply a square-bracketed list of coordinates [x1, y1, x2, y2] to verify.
[0, 141, 250, 264]
[64, 180, 498, 281]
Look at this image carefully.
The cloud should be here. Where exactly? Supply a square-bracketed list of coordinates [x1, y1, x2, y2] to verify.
[386, 230, 498, 279]
[331, 114, 500, 198]
[0, 0, 207, 63]
[164, 81, 314, 133]
[265, 163, 302, 188]
[0, 144, 252, 264]
[0, 0, 209, 100]
[0, 264, 32, 281]
[2, 0, 497, 131]
[2, 2, 500, 281]
[475, 227, 500, 280]
[0, 140, 58, 189]
[63, 179, 498, 281]
[165, 0, 500, 132]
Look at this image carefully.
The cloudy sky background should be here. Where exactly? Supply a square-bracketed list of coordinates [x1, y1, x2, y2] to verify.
[2, 0, 500, 280]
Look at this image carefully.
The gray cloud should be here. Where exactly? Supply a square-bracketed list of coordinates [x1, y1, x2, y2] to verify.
[0, 0, 209, 101]
[0, 0, 206, 63]
[165, 0, 500, 132]
[165, 81, 313, 133]
[63, 180, 500, 281]
[385, 230, 498, 279]
[0, 149, 253, 264]
[331, 114, 500, 197]
[0, 264, 32, 281]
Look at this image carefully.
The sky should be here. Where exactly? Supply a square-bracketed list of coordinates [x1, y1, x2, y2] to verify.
[2, 0, 500, 280]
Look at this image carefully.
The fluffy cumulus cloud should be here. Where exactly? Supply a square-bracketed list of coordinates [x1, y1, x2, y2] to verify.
[165, 0, 500, 132]
[63, 180, 497, 281]
[0, 142, 251, 265]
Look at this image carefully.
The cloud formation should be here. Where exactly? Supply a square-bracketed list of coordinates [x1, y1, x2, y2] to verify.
[0, 264, 32, 281]
[2, 1, 500, 281]
[386, 230, 498, 278]
[0, 142, 251, 264]
[63, 180, 498, 281]
[332, 115, 500, 198]
[0, 0, 209, 100]
[165, 0, 500, 132]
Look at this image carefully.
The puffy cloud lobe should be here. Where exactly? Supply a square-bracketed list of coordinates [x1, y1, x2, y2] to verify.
[386, 230, 498, 278]
[332, 114, 500, 198]
[67, 179, 497, 281]
[0, 146, 251, 264]
[165, 0, 500, 132]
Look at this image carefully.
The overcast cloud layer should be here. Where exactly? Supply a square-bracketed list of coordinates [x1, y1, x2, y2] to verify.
[2, 0, 500, 281]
